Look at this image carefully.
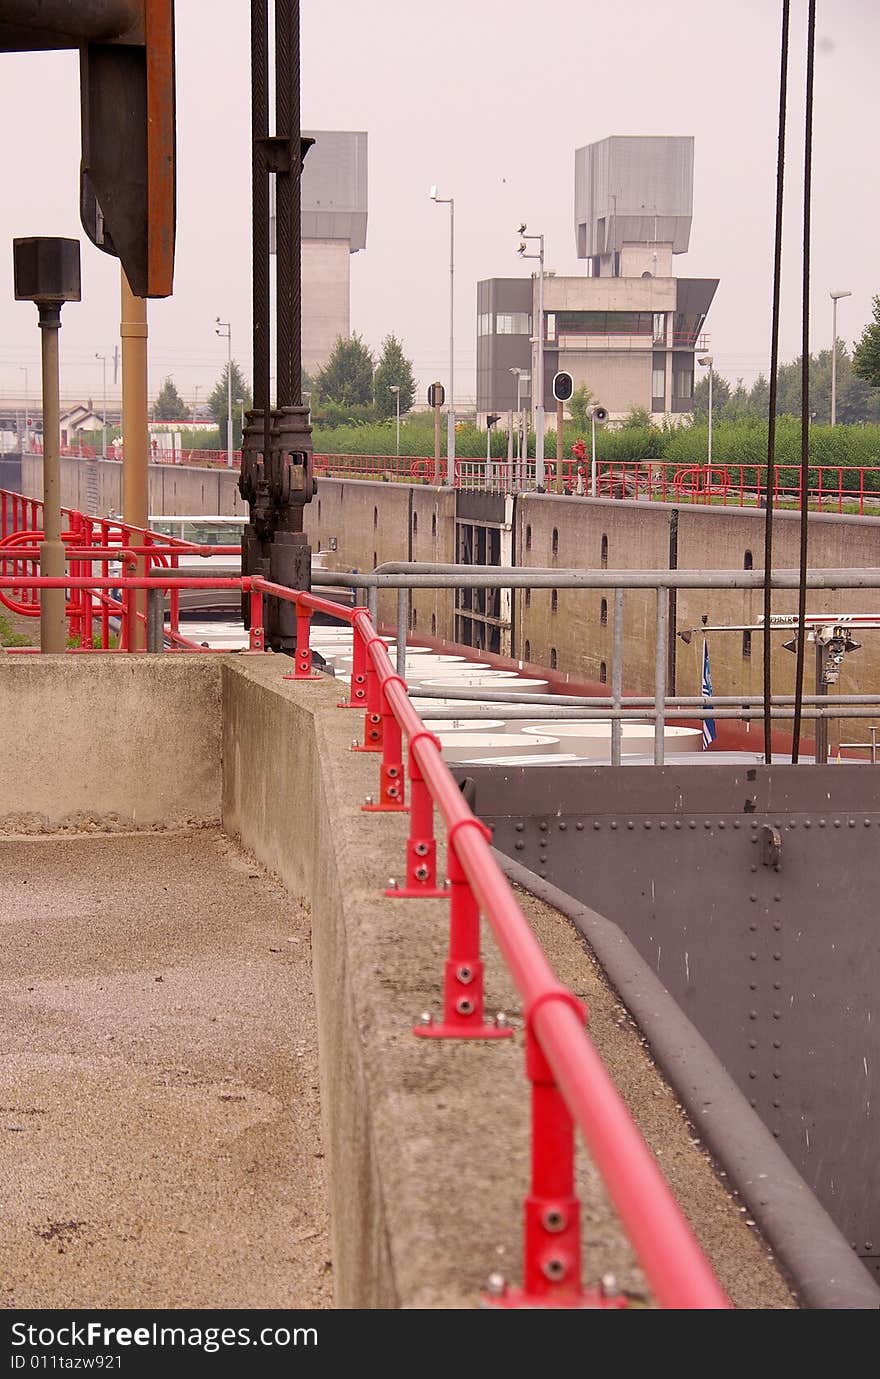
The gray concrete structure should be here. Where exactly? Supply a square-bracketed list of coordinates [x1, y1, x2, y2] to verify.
[477, 135, 717, 423]
[271, 130, 368, 376]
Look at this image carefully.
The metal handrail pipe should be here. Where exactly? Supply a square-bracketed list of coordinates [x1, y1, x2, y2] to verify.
[418, 695, 880, 715]
[367, 565, 880, 591]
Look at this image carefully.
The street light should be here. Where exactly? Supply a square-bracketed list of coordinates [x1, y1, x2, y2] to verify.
[830, 290, 852, 426]
[388, 384, 400, 455]
[429, 186, 455, 484]
[192, 384, 200, 426]
[19, 364, 28, 453]
[215, 317, 233, 467]
[95, 352, 108, 458]
[517, 225, 546, 490]
[698, 355, 714, 466]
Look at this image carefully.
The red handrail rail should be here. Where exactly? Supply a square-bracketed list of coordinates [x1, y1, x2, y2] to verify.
[0, 562, 731, 1307]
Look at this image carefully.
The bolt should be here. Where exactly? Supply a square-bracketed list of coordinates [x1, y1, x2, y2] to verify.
[456, 997, 474, 1016]
[415, 842, 429, 857]
[494, 1012, 508, 1028]
[364, 795, 373, 805]
[456, 965, 474, 984]
[388, 878, 398, 890]
[600, 1272, 620, 1298]
[415, 865, 428, 881]
[419, 1011, 433, 1027]
[485, 1272, 507, 1298]
[388, 766, 399, 778]
[351, 739, 359, 749]
[543, 1207, 566, 1233]
[542, 1257, 567, 1282]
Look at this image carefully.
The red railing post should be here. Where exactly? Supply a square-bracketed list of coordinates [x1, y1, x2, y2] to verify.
[248, 585, 265, 651]
[353, 634, 384, 752]
[385, 729, 449, 897]
[338, 618, 368, 708]
[282, 604, 322, 680]
[414, 818, 514, 1041]
[484, 990, 625, 1310]
[363, 674, 408, 812]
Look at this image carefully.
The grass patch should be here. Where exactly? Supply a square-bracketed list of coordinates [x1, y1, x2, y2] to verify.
[0, 612, 34, 647]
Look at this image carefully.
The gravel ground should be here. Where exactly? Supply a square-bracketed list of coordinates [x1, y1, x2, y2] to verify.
[0, 828, 331, 1310]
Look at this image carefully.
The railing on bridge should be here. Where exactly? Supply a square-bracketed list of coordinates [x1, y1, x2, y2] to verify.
[0, 488, 731, 1309]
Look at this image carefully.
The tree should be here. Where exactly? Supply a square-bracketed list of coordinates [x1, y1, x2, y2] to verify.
[853, 295, 880, 389]
[372, 334, 415, 419]
[207, 359, 252, 449]
[313, 334, 374, 408]
[693, 371, 731, 420]
[620, 405, 652, 429]
[569, 383, 594, 432]
[154, 375, 187, 421]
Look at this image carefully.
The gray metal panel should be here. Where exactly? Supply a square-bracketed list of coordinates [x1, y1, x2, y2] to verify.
[476, 279, 532, 412]
[459, 761, 880, 1278]
[575, 136, 694, 258]
[301, 130, 368, 250]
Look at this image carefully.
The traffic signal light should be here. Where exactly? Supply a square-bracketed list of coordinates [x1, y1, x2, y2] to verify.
[552, 371, 574, 402]
[428, 383, 445, 407]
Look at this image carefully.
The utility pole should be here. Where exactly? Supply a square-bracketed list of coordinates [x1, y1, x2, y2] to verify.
[429, 188, 455, 484]
[95, 352, 107, 458]
[215, 318, 232, 466]
[517, 226, 545, 489]
[830, 289, 851, 426]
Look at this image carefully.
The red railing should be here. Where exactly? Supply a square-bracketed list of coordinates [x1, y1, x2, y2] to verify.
[29, 440, 243, 468]
[0, 497, 730, 1307]
[587, 461, 880, 513]
[0, 489, 239, 651]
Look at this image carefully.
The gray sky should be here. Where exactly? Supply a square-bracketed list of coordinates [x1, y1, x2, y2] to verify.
[0, 0, 877, 409]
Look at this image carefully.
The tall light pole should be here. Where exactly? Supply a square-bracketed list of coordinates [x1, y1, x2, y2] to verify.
[389, 384, 400, 454]
[19, 365, 28, 453]
[830, 289, 852, 426]
[429, 187, 455, 484]
[215, 317, 232, 467]
[698, 354, 714, 466]
[95, 352, 107, 458]
[517, 226, 545, 490]
[192, 384, 200, 426]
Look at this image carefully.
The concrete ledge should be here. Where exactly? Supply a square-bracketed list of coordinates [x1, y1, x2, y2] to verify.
[221, 656, 795, 1309]
[0, 657, 221, 831]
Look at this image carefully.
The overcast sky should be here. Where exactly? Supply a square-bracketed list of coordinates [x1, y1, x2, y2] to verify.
[0, 0, 876, 409]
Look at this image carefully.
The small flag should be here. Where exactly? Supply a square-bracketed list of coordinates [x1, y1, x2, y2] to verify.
[702, 637, 716, 749]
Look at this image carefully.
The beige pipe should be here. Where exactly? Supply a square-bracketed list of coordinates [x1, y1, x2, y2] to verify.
[121, 269, 148, 648]
[38, 307, 66, 652]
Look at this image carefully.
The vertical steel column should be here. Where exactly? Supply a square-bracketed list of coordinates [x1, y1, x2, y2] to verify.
[274, 0, 293, 411]
[120, 270, 148, 650]
[396, 587, 407, 676]
[37, 307, 66, 652]
[654, 589, 667, 766]
[815, 639, 828, 765]
[611, 588, 624, 767]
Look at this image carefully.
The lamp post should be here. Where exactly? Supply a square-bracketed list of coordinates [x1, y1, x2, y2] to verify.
[192, 384, 200, 426]
[19, 365, 28, 453]
[830, 290, 852, 426]
[95, 352, 107, 458]
[517, 226, 545, 490]
[389, 384, 400, 454]
[429, 187, 455, 484]
[698, 355, 714, 467]
[509, 366, 524, 486]
[215, 318, 232, 467]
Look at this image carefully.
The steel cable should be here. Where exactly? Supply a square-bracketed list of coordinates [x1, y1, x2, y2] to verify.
[762, 0, 791, 764]
[792, 0, 817, 764]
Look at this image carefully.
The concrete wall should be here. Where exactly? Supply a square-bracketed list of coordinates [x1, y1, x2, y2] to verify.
[302, 240, 351, 376]
[21, 454, 247, 519]
[0, 657, 221, 831]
